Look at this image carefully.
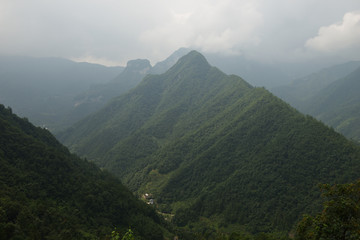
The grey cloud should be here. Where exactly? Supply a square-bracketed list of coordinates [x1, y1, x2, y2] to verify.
[0, 0, 359, 66]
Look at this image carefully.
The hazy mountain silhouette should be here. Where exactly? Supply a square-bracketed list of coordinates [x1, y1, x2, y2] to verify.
[272, 61, 360, 141]
[0, 56, 123, 131]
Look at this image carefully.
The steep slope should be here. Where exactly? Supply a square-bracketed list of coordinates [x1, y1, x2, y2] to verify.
[151, 48, 191, 74]
[271, 61, 360, 111]
[69, 59, 152, 126]
[0, 56, 123, 131]
[59, 51, 360, 234]
[59, 51, 252, 174]
[69, 48, 191, 132]
[302, 66, 360, 142]
[0, 104, 170, 239]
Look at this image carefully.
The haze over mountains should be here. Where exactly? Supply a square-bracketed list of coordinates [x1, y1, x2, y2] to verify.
[0, 48, 190, 133]
[305, 66, 360, 141]
[1, 46, 360, 239]
[70, 48, 192, 127]
[58, 51, 360, 234]
[2, 0, 360, 238]
[204, 54, 298, 88]
[3, 47, 358, 139]
[272, 61, 360, 142]
[0, 56, 123, 131]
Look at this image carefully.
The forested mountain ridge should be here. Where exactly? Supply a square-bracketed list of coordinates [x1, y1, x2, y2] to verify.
[58, 51, 252, 174]
[68, 59, 152, 127]
[0, 104, 172, 239]
[58, 51, 360, 235]
[151, 48, 191, 74]
[56, 48, 191, 134]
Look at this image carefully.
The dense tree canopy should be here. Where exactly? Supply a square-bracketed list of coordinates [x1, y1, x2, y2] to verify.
[296, 180, 360, 240]
[0, 104, 170, 239]
[59, 51, 360, 235]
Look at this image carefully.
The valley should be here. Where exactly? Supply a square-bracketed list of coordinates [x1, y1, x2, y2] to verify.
[1, 50, 360, 239]
[58, 51, 360, 237]
[2, 1, 360, 239]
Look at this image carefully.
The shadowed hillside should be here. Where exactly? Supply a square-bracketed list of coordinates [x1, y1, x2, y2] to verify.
[0, 104, 172, 239]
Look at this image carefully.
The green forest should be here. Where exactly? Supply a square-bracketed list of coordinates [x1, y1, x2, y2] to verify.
[58, 51, 360, 238]
[272, 62, 360, 142]
[0, 104, 171, 239]
[1, 51, 360, 239]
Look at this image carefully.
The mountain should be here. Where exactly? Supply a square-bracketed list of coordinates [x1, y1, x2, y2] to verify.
[58, 51, 360, 235]
[0, 104, 172, 239]
[68, 59, 152, 126]
[151, 48, 191, 74]
[66, 49, 192, 134]
[204, 53, 353, 89]
[271, 61, 360, 110]
[303, 66, 360, 142]
[0, 56, 123, 131]
[0, 50, 190, 135]
[272, 61, 360, 142]
[203, 53, 290, 88]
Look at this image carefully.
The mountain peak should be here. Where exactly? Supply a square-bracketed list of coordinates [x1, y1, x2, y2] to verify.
[124, 59, 152, 75]
[151, 48, 191, 74]
[169, 50, 211, 73]
[180, 50, 209, 64]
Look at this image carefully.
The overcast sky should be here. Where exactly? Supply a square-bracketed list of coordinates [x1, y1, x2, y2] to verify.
[1, 0, 359, 66]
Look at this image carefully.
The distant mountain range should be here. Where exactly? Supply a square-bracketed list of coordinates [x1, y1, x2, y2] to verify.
[0, 104, 173, 239]
[272, 61, 360, 142]
[58, 51, 360, 234]
[0, 49, 190, 133]
[0, 56, 123, 131]
[204, 53, 290, 88]
[70, 48, 192, 126]
[304, 66, 360, 142]
[203, 53, 345, 88]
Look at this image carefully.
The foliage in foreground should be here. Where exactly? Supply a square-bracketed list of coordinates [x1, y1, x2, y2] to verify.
[296, 180, 360, 240]
[110, 228, 135, 240]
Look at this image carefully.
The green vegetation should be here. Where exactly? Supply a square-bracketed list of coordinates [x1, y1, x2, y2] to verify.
[110, 228, 135, 240]
[71, 59, 152, 130]
[58, 51, 360, 235]
[71, 48, 190, 128]
[0, 104, 170, 239]
[0, 50, 189, 134]
[296, 180, 360, 240]
[272, 62, 360, 142]
[305, 66, 360, 142]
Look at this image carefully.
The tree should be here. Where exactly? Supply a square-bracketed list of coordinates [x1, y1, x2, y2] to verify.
[296, 180, 360, 240]
[110, 227, 135, 240]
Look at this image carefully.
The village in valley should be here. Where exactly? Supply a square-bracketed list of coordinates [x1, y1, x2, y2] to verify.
[142, 193, 154, 205]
